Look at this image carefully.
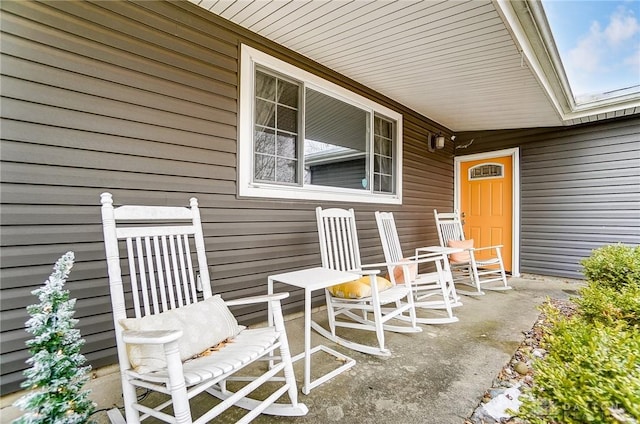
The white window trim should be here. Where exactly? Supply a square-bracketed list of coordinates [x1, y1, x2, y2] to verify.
[239, 44, 403, 205]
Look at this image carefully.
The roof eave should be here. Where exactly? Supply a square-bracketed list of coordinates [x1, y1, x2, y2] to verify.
[495, 0, 640, 125]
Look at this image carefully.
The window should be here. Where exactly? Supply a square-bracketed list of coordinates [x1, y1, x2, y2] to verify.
[239, 45, 403, 204]
[253, 69, 300, 184]
[469, 163, 504, 180]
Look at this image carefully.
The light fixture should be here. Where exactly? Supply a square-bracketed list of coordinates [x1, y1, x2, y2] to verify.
[428, 132, 446, 151]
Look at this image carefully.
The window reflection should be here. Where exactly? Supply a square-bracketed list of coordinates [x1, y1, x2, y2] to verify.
[304, 88, 369, 190]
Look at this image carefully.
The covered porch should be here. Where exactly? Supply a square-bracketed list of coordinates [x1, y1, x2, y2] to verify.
[76, 274, 581, 424]
[1, 1, 638, 421]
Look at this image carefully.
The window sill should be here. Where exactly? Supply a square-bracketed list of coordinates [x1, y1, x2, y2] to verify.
[239, 183, 401, 205]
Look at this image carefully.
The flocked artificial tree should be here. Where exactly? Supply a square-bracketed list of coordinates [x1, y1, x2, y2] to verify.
[13, 251, 96, 424]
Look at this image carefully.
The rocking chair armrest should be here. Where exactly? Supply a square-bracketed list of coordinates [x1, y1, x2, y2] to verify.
[224, 292, 290, 307]
[411, 250, 447, 260]
[415, 247, 454, 256]
[469, 244, 503, 252]
[122, 329, 183, 345]
[403, 251, 448, 263]
[355, 265, 382, 275]
[365, 252, 443, 269]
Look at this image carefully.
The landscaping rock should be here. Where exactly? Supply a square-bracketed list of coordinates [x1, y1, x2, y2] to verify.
[467, 298, 576, 423]
[532, 348, 546, 358]
[481, 386, 522, 421]
[514, 361, 529, 375]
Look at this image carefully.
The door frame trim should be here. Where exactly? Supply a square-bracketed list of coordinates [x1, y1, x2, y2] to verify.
[454, 147, 521, 277]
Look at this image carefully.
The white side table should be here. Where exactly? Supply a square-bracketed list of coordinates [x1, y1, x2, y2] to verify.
[268, 267, 359, 394]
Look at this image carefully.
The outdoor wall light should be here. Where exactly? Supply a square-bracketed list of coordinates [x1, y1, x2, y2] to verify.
[428, 132, 447, 151]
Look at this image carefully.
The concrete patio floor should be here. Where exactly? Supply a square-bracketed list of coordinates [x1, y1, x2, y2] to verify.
[0, 276, 590, 424]
[183, 274, 582, 424]
[70, 274, 583, 424]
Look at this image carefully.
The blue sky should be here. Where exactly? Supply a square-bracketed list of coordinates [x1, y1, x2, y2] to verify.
[541, 0, 640, 102]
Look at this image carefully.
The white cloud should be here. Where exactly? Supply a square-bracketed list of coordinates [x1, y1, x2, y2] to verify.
[567, 21, 604, 73]
[564, 5, 640, 95]
[604, 6, 640, 45]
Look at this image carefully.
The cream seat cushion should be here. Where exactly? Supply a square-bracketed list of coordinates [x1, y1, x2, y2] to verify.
[120, 295, 243, 373]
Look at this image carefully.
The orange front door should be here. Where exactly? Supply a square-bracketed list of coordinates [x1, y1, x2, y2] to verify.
[460, 155, 513, 272]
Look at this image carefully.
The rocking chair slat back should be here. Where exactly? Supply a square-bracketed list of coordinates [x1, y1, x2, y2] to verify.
[375, 212, 404, 262]
[434, 212, 465, 246]
[317, 208, 362, 272]
[102, 193, 213, 321]
[124, 233, 199, 317]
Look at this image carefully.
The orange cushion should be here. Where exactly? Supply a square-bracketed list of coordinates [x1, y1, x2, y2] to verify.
[447, 239, 474, 263]
[391, 258, 418, 284]
[327, 275, 393, 299]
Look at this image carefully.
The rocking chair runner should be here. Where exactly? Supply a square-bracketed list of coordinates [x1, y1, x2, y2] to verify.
[100, 193, 307, 424]
[433, 209, 511, 295]
[375, 211, 462, 324]
[315, 207, 421, 357]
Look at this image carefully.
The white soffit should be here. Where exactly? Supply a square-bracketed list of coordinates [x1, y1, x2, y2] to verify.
[190, 0, 638, 131]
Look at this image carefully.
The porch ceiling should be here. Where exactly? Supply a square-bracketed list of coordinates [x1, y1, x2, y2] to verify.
[190, 0, 640, 132]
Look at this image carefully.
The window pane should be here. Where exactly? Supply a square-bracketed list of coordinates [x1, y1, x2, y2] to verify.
[304, 88, 369, 190]
[277, 133, 297, 159]
[377, 175, 392, 193]
[255, 99, 275, 127]
[374, 155, 393, 174]
[470, 164, 503, 179]
[254, 154, 275, 181]
[278, 79, 298, 107]
[255, 127, 275, 154]
[276, 158, 297, 183]
[375, 118, 392, 139]
[375, 135, 392, 157]
[277, 105, 297, 133]
[256, 71, 275, 100]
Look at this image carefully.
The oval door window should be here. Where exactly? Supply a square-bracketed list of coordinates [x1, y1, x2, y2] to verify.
[468, 163, 504, 180]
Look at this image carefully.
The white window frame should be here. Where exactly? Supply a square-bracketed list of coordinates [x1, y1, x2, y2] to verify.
[239, 44, 403, 204]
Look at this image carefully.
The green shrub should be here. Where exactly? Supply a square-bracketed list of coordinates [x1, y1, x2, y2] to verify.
[518, 303, 640, 424]
[520, 244, 640, 423]
[576, 282, 640, 328]
[581, 244, 640, 290]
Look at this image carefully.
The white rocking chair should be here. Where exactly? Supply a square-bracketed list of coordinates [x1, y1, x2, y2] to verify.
[375, 211, 462, 324]
[100, 193, 307, 424]
[433, 209, 511, 296]
[315, 207, 421, 357]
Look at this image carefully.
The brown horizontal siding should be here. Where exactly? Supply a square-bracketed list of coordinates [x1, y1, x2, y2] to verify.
[0, 0, 452, 394]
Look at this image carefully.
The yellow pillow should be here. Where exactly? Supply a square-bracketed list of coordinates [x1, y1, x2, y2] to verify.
[390, 258, 418, 284]
[447, 239, 474, 263]
[327, 276, 393, 299]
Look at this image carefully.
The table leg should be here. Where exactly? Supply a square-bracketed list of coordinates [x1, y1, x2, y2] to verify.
[267, 277, 274, 368]
[303, 287, 312, 395]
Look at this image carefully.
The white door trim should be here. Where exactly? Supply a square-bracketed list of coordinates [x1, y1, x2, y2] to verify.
[454, 147, 521, 277]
